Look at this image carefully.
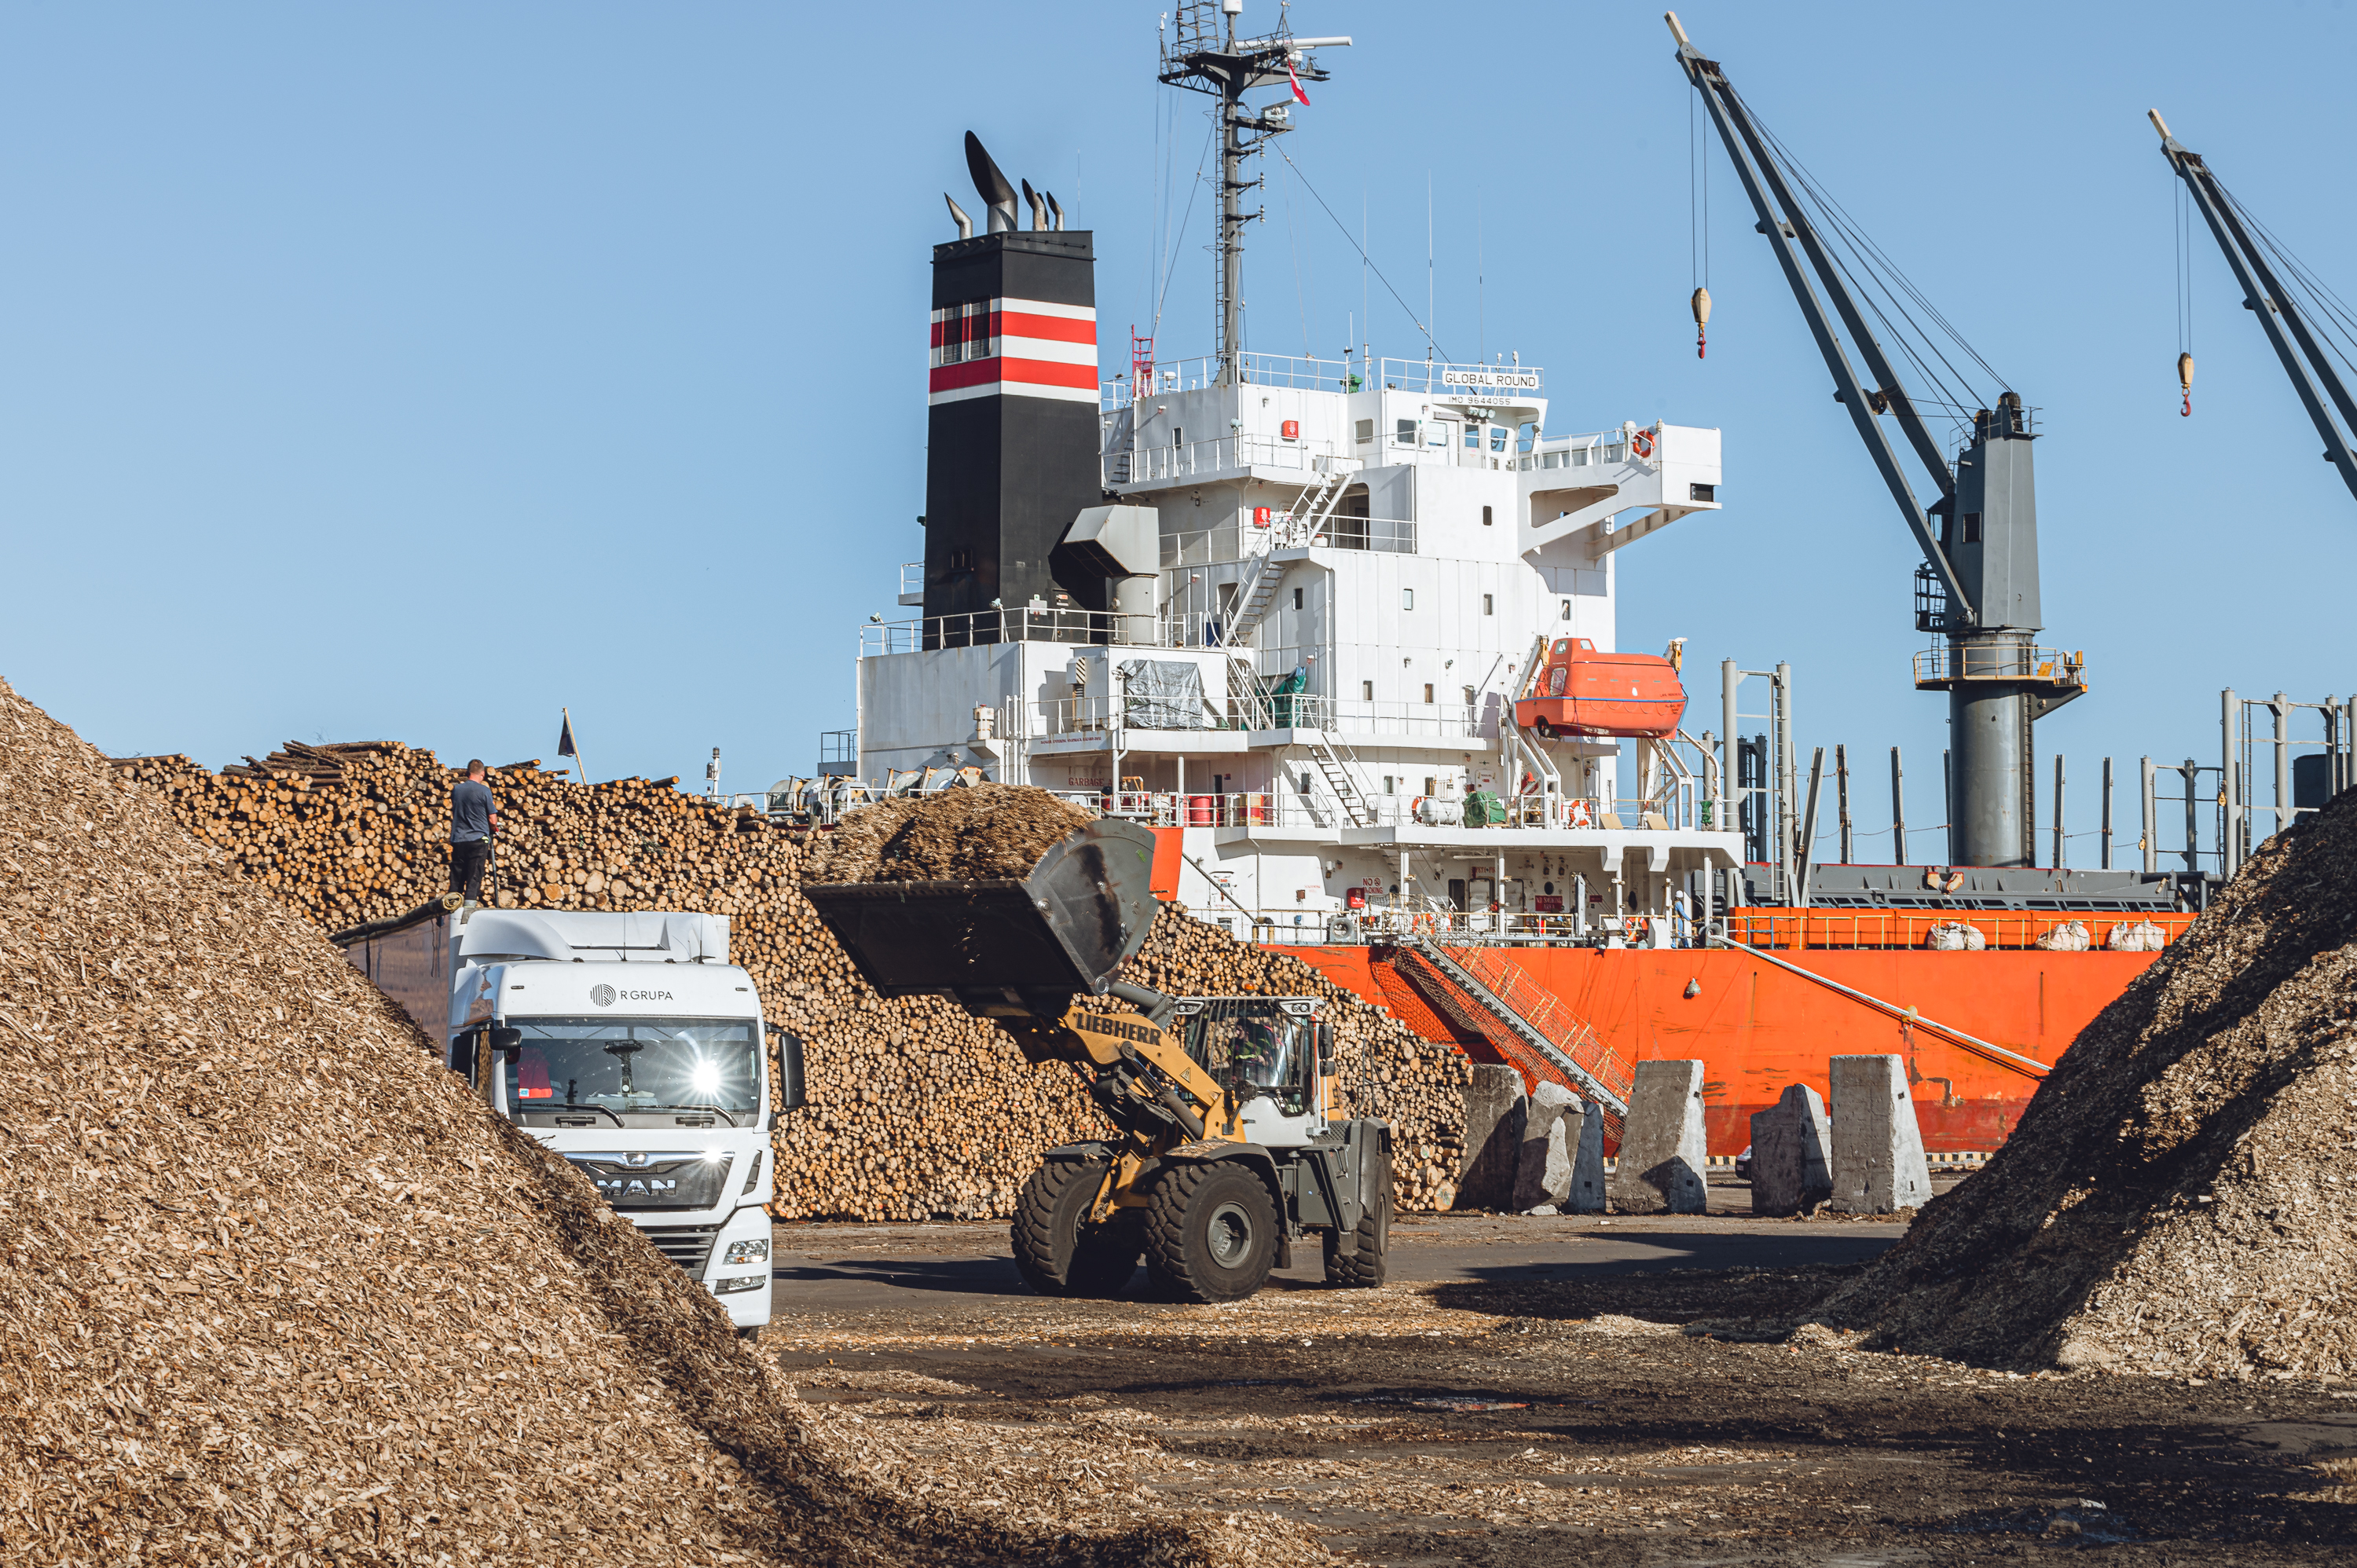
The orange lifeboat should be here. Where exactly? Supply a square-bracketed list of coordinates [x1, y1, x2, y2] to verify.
[1515, 638, 1687, 739]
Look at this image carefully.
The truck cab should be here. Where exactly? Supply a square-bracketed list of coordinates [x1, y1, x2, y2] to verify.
[442, 909, 800, 1334]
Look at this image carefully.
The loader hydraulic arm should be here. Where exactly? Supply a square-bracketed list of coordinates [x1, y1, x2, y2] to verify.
[1008, 987, 1231, 1148]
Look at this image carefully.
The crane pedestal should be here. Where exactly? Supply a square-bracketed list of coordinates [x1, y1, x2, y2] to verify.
[1915, 636, 2087, 868]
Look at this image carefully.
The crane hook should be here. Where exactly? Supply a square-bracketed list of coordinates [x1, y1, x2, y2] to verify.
[1692, 286, 1712, 361]
[2178, 350, 2194, 418]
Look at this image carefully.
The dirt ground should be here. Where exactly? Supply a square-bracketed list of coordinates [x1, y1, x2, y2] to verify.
[757, 1181, 2357, 1565]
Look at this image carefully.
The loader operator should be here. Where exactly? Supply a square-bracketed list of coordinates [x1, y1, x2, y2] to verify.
[449, 760, 498, 907]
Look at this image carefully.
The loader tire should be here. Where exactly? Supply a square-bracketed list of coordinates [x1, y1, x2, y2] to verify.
[1143, 1160, 1277, 1303]
[1011, 1160, 1138, 1299]
[1322, 1157, 1393, 1288]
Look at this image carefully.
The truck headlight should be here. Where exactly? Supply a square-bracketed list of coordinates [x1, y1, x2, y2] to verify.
[723, 1237, 769, 1266]
[713, 1273, 766, 1295]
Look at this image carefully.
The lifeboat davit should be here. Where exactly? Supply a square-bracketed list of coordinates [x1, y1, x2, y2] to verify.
[1515, 638, 1687, 739]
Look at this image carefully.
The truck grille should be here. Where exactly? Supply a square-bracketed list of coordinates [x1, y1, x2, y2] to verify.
[639, 1224, 720, 1278]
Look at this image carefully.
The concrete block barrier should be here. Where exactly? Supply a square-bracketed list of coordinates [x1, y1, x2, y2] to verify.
[1609, 1059, 1708, 1214]
[1514, 1080, 1579, 1211]
[1563, 1095, 1607, 1213]
[1750, 1082, 1833, 1216]
[1829, 1054, 1934, 1213]
[1457, 1064, 1527, 1211]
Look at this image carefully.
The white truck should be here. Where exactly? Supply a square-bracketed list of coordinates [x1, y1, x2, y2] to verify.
[335, 899, 801, 1336]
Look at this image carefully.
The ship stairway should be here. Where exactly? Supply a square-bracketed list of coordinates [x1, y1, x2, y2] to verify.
[1228, 469, 1345, 647]
[1499, 633, 1566, 815]
[1300, 730, 1375, 829]
[1398, 936, 1632, 1121]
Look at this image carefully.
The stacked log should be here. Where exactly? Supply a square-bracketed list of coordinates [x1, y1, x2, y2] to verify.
[115, 746, 1471, 1218]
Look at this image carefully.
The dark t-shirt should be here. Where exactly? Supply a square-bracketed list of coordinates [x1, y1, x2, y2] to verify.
[450, 779, 494, 844]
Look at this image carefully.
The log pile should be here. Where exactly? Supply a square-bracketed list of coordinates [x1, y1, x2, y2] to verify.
[115, 746, 1472, 1218]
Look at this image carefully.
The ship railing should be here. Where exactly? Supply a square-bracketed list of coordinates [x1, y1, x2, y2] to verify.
[1102, 351, 1370, 407]
[860, 606, 1172, 656]
[1911, 643, 2088, 688]
[1187, 907, 1626, 948]
[1373, 357, 1545, 397]
[1113, 434, 1356, 488]
[1241, 694, 1486, 739]
[1348, 785, 1717, 832]
[1518, 429, 1635, 471]
[897, 562, 924, 600]
[1723, 908, 2198, 951]
[1158, 515, 1417, 568]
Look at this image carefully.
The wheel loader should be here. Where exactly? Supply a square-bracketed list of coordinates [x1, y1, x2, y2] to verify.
[801, 820, 1392, 1302]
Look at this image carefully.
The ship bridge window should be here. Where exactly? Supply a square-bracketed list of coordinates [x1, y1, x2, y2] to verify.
[1462, 425, 1481, 449]
[1395, 419, 1417, 446]
[1490, 427, 1509, 452]
[1356, 419, 1375, 444]
[1428, 422, 1453, 449]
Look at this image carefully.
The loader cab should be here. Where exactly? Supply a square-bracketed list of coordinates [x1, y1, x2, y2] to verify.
[1172, 996, 1331, 1146]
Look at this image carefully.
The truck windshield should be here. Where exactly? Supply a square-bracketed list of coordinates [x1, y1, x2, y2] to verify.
[503, 1017, 761, 1119]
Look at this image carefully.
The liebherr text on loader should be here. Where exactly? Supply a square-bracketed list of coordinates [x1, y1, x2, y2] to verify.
[803, 821, 1393, 1302]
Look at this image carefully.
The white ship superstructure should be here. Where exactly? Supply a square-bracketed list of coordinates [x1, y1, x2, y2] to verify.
[845, 6, 1741, 943]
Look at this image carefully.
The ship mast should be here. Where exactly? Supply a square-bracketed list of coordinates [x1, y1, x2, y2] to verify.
[1160, 2, 1348, 386]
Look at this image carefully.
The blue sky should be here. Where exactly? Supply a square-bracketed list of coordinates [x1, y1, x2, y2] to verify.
[4, 1, 2352, 859]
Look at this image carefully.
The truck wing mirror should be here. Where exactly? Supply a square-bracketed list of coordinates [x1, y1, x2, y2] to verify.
[772, 1029, 808, 1112]
[449, 1034, 477, 1079]
[488, 1026, 523, 1052]
[1314, 1022, 1335, 1075]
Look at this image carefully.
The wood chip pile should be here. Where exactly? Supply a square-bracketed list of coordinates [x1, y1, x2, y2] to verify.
[1820, 783, 2357, 1376]
[113, 749, 1472, 1219]
[7, 679, 1318, 1565]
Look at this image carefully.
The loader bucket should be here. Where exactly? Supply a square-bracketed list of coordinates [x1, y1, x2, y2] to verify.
[800, 819, 1160, 1011]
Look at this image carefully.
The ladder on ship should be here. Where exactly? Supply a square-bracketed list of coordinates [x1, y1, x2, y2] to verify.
[1400, 936, 1631, 1118]
[1299, 730, 1374, 829]
[1499, 634, 1567, 823]
[1228, 467, 1348, 647]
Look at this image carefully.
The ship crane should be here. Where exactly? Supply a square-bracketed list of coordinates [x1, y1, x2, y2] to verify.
[1666, 12, 2084, 871]
[2150, 110, 2357, 506]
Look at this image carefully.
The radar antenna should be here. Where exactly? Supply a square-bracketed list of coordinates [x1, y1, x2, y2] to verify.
[1160, 4, 1350, 385]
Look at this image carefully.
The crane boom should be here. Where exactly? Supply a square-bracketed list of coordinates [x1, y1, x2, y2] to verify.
[1670, 18, 1973, 623]
[2150, 110, 2357, 505]
[1666, 12, 2087, 872]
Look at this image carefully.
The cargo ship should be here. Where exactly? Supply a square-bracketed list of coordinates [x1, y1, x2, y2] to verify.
[786, 4, 2262, 1154]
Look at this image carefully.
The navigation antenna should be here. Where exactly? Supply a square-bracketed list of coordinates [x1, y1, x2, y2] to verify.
[1160, 2, 1349, 386]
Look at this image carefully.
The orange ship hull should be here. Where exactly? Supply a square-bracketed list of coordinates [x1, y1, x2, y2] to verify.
[1278, 935, 2173, 1155]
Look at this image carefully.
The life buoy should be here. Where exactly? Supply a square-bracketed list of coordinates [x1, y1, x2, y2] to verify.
[1630, 428, 1655, 459]
[1567, 798, 1595, 828]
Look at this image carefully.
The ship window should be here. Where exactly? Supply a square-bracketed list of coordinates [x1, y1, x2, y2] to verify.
[1422, 683, 1435, 704]
[1402, 588, 1414, 610]
[1395, 419, 1417, 445]
[1963, 511, 1982, 543]
[1356, 419, 1375, 443]
[1463, 425, 1481, 449]
[1362, 680, 1374, 700]
[1481, 505, 1493, 527]
[1560, 599, 1572, 621]
[1292, 587, 1303, 610]
[1570, 447, 1589, 467]
[1424, 776, 1438, 795]
[1482, 593, 1494, 615]
[1490, 426, 1508, 452]
[1382, 775, 1395, 793]
[1541, 451, 1558, 469]
[1690, 482, 1716, 502]
[1428, 422, 1452, 448]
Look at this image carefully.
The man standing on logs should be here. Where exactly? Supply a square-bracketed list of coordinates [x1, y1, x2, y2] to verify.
[449, 760, 497, 913]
